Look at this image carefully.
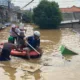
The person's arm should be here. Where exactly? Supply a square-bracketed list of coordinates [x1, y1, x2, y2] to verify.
[12, 44, 22, 51]
[15, 28, 20, 35]
[36, 39, 40, 48]
[12, 44, 17, 50]
[23, 37, 28, 46]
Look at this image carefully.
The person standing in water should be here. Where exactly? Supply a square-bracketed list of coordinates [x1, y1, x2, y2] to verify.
[0, 36, 17, 61]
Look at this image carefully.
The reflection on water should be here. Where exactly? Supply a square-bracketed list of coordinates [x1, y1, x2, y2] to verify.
[0, 26, 80, 80]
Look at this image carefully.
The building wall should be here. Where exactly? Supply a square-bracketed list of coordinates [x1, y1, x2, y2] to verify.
[0, 0, 8, 6]
[59, 22, 80, 28]
[0, 0, 21, 23]
[62, 12, 80, 21]
[10, 12, 19, 22]
[0, 7, 9, 23]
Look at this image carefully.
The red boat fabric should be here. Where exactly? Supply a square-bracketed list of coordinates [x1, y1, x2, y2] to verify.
[0, 45, 3, 48]
[11, 49, 38, 56]
[0, 43, 39, 57]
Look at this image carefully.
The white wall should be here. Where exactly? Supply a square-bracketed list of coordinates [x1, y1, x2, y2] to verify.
[10, 12, 18, 22]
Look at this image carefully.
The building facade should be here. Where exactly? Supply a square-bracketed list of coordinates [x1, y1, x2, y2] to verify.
[60, 6, 80, 21]
[0, 0, 21, 23]
[60, 6, 80, 28]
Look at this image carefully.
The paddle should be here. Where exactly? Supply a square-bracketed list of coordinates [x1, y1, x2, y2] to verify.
[25, 40, 40, 55]
[12, 29, 41, 55]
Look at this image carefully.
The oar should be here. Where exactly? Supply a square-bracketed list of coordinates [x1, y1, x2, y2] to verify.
[25, 41, 40, 54]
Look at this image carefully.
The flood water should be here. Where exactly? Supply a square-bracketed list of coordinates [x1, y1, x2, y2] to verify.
[0, 25, 80, 80]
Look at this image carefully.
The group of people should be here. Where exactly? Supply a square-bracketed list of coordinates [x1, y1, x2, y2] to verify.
[0, 23, 42, 61]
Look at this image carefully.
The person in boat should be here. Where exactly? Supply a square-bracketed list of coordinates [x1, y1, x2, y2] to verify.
[0, 36, 17, 61]
[17, 31, 26, 50]
[23, 31, 42, 59]
[9, 24, 20, 44]
[19, 22, 26, 33]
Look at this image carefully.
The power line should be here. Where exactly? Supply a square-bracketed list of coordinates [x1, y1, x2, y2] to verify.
[21, 0, 34, 9]
[12, 0, 75, 3]
[12, 0, 78, 7]
[11, 0, 79, 9]
[12, 1, 76, 6]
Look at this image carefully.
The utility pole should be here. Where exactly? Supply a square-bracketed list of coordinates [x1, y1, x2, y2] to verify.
[8, 0, 11, 22]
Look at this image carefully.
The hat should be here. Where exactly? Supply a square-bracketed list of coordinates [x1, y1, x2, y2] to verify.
[34, 31, 40, 37]
[8, 36, 14, 42]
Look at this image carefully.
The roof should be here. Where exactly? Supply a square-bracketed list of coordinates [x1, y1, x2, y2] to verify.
[60, 6, 80, 12]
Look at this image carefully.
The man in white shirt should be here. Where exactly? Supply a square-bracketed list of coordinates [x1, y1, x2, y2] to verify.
[10, 24, 20, 43]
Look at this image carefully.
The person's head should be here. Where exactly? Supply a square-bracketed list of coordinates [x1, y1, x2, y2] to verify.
[33, 31, 40, 39]
[8, 36, 14, 43]
[11, 24, 16, 30]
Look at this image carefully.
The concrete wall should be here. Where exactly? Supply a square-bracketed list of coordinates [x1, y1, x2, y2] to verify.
[59, 22, 80, 28]
[60, 12, 80, 29]
[59, 22, 80, 34]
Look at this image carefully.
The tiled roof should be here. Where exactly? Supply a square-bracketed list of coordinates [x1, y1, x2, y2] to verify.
[60, 6, 80, 12]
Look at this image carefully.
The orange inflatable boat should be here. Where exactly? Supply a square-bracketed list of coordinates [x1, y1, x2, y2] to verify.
[0, 43, 42, 59]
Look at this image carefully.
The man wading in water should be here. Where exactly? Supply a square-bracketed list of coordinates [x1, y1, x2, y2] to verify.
[0, 36, 17, 61]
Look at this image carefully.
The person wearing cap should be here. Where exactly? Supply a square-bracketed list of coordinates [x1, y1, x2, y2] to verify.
[23, 31, 42, 59]
[0, 36, 17, 61]
[10, 24, 20, 43]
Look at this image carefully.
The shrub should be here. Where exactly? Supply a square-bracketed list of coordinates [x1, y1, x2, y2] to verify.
[33, 0, 62, 29]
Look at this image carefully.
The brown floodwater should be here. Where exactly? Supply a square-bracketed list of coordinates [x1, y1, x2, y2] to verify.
[0, 25, 80, 80]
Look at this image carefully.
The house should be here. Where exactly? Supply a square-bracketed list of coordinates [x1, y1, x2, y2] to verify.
[10, 3, 22, 22]
[0, 0, 9, 23]
[0, 0, 21, 23]
[60, 6, 80, 28]
[60, 6, 80, 21]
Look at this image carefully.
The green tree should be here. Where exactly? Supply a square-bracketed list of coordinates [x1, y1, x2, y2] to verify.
[33, 0, 62, 29]
[22, 9, 33, 23]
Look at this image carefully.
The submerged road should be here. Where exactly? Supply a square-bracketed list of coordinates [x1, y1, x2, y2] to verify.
[0, 25, 80, 80]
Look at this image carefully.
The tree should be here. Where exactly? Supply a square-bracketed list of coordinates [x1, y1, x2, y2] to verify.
[33, 0, 62, 29]
[22, 9, 33, 23]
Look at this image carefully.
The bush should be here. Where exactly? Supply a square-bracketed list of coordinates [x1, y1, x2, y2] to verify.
[33, 0, 62, 29]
